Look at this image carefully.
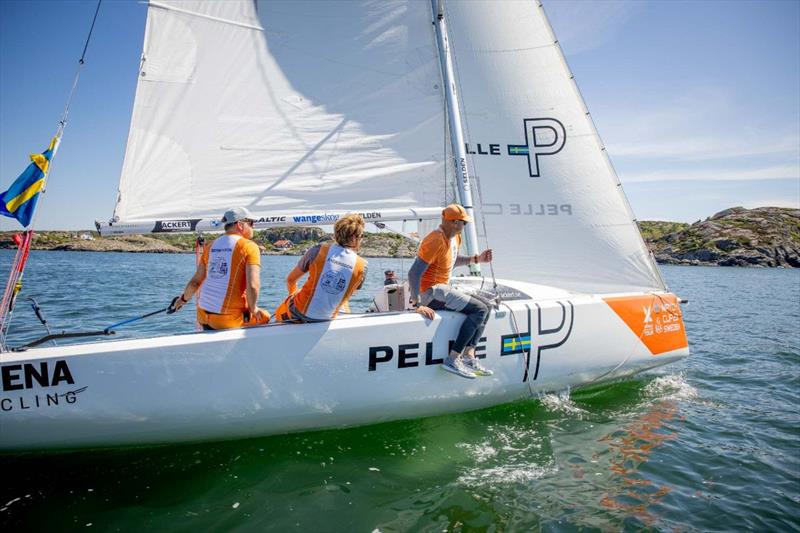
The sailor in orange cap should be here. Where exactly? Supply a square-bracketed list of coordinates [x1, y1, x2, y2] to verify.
[408, 204, 494, 379]
[172, 207, 270, 330]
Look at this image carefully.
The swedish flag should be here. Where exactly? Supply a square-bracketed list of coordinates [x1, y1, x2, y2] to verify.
[501, 332, 532, 355]
[0, 137, 57, 227]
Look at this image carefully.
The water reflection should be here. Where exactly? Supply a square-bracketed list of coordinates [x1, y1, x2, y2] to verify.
[595, 400, 681, 528]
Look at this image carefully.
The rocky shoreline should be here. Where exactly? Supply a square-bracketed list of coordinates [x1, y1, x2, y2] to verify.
[641, 207, 799, 267]
[0, 226, 419, 258]
[1, 206, 798, 267]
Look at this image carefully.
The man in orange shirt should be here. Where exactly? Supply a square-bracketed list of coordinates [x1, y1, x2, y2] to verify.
[172, 207, 269, 330]
[408, 204, 493, 379]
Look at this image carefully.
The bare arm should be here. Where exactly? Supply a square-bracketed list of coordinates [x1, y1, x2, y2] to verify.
[172, 263, 206, 311]
[286, 245, 318, 294]
[286, 266, 305, 295]
[246, 264, 260, 314]
[455, 249, 493, 268]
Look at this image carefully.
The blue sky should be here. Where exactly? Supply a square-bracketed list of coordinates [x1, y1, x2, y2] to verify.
[1, 0, 798, 230]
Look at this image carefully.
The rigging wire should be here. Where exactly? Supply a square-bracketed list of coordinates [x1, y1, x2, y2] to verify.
[443, 73, 449, 208]
[56, 0, 103, 139]
[0, 0, 103, 351]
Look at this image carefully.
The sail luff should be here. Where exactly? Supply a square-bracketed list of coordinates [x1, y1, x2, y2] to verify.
[112, 5, 150, 225]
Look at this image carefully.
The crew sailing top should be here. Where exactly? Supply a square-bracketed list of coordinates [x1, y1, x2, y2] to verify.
[198, 234, 260, 314]
[291, 243, 367, 320]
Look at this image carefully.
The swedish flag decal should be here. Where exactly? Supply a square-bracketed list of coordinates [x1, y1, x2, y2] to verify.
[501, 333, 531, 355]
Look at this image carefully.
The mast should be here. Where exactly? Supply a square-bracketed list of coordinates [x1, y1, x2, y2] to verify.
[431, 0, 481, 275]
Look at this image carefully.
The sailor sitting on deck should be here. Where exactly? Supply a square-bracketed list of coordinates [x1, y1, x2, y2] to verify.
[274, 213, 368, 323]
[408, 204, 494, 379]
[172, 207, 270, 330]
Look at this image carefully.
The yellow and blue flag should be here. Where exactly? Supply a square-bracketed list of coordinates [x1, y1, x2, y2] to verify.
[0, 137, 57, 227]
[501, 332, 532, 355]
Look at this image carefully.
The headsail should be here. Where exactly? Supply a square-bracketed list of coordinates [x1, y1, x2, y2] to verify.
[442, 0, 665, 294]
[112, 0, 448, 226]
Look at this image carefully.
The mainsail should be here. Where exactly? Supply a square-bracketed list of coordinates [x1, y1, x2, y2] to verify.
[443, 1, 664, 294]
[111, 0, 664, 295]
[113, 0, 449, 224]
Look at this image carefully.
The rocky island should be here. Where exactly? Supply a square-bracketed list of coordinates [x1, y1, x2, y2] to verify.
[2, 206, 798, 267]
[640, 207, 799, 267]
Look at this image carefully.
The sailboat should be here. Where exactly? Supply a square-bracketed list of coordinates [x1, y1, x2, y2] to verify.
[0, 0, 688, 451]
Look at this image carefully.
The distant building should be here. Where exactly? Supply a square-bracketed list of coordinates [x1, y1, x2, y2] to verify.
[80, 233, 94, 241]
[273, 239, 293, 249]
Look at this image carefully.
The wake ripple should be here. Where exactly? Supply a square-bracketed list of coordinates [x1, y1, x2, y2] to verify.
[644, 373, 699, 402]
[538, 388, 587, 416]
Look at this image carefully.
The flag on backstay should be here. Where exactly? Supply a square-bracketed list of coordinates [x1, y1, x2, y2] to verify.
[0, 137, 57, 227]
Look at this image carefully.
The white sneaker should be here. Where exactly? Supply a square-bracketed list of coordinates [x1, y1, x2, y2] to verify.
[442, 358, 476, 379]
[463, 357, 494, 376]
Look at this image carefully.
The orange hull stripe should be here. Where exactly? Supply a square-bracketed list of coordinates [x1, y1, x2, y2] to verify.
[603, 294, 689, 356]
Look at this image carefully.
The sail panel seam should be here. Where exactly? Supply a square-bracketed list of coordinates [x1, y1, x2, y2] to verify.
[148, 1, 264, 31]
[470, 43, 554, 54]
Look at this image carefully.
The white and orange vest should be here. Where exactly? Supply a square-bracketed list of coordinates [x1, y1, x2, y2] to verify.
[198, 234, 260, 314]
[293, 243, 367, 320]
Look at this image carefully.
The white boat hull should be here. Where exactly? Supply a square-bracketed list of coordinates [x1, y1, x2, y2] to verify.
[0, 281, 689, 451]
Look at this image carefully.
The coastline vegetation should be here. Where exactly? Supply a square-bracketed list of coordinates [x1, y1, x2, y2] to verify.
[2, 206, 798, 266]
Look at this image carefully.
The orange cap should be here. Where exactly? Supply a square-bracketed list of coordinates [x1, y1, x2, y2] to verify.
[442, 204, 471, 223]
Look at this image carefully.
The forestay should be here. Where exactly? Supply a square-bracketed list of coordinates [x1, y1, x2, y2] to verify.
[113, 0, 449, 225]
[442, 1, 664, 294]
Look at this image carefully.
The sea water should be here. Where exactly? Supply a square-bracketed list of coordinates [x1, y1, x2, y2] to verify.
[0, 251, 798, 531]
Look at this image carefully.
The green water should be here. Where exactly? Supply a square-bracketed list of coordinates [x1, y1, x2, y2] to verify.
[3, 379, 701, 531]
[1, 254, 798, 531]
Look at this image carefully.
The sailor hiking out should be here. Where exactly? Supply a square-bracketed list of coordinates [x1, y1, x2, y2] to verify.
[409, 204, 494, 379]
[172, 207, 270, 330]
[274, 213, 367, 322]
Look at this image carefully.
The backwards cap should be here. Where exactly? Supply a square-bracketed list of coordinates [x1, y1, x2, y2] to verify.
[221, 206, 255, 224]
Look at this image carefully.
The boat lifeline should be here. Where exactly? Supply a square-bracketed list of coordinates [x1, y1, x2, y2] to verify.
[0, 0, 689, 451]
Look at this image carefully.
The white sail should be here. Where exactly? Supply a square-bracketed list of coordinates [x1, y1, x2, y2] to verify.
[442, 0, 664, 294]
[113, 0, 448, 224]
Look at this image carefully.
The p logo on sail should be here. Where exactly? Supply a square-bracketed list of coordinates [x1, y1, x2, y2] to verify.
[507, 118, 567, 178]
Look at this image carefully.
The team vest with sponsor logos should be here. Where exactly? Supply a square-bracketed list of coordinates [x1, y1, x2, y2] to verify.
[418, 229, 461, 293]
[198, 234, 260, 314]
[293, 243, 366, 320]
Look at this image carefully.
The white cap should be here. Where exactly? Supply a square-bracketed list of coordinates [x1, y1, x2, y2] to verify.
[220, 207, 255, 225]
